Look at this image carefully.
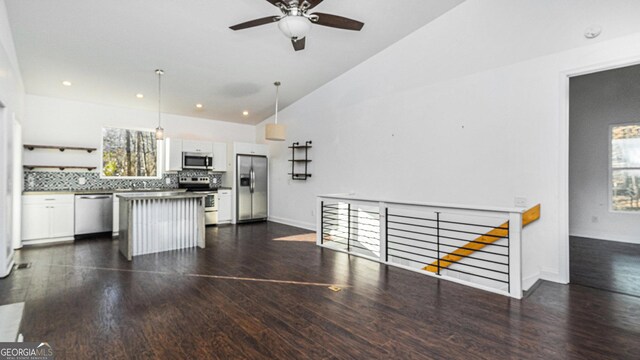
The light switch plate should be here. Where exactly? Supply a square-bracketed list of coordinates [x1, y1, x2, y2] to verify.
[514, 197, 528, 208]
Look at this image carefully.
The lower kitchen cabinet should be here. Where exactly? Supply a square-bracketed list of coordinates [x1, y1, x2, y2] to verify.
[22, 194, 75, 243]
[217, 190, 232, 224]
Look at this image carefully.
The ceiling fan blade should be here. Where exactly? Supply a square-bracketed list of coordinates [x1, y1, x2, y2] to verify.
[303, 0, 324, 9]
[292, 37, 306, 51]
[265, 0, 290, 7]
[229, 16, 280, 31]
[311, 13, 364, 31]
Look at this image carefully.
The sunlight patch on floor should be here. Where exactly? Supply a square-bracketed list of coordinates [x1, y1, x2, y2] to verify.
[272, 233, 317, 242]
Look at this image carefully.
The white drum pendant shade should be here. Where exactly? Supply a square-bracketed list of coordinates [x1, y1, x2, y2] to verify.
[266, 123, 286, 141]
[266, 81, 286, 141]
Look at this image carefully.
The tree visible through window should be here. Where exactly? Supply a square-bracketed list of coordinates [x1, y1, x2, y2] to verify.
[102, 127, 159, 177]
[611, 124, 640, 211]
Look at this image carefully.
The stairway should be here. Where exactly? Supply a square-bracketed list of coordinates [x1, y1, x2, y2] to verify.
[424, 204, 541, 273]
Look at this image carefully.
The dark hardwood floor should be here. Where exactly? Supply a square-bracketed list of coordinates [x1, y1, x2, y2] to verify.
[570, 236, 640, 298]
[1, 223, 640, 359]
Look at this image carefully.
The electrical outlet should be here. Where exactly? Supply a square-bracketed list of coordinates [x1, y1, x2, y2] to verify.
[212, 178, 218, 184]
[591, 216, 599, 223]
[514, 197, 528, 208]
[77, 177, 86, 185]
[165, 178, 171, 185]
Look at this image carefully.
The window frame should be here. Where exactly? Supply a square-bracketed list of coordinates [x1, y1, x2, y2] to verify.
[99, 126, 164, 179]
[609, 122, 640, 214]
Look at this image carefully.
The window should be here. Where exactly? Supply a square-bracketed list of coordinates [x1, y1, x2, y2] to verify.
[101, 127, 160, 178]
[611, 124, 640, 212]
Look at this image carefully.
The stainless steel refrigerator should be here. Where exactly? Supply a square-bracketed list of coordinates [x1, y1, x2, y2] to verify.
[236, 155, 268, 222]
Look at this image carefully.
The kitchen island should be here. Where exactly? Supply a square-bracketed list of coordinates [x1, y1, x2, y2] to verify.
[117, 193, 206, 260]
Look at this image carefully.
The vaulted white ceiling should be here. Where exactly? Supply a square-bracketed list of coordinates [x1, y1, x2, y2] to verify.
[6, 0, 464, 124]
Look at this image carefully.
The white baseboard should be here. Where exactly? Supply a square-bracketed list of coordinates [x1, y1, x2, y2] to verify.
[570, 231, 640, 245]
[0, 259, 14, 279]
[268, 216, 315, 231]
[522, 272, 541, 291]
[22, 237, 74, 246]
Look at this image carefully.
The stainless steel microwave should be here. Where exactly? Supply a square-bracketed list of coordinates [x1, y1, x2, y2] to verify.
[182, 152, 213, 170]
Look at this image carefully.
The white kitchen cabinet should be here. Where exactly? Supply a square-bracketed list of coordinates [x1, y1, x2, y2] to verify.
[211, 142, 227, 172]
[22, 195, 74, 243]
[182, 140, 213, 154]
[234, 142, 268, 156]
[217, 190, 232, 224]
[165, 138, 183, 171]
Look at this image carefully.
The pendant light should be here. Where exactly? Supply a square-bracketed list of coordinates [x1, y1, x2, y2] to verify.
[155, 69, 165, 140]
[265, 81, 286, 141]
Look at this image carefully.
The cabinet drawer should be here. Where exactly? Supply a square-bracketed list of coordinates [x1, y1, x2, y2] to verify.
[22, 194, 75, 205]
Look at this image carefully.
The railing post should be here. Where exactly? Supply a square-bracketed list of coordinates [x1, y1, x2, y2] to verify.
[436, 211, 441, 276]
[379, 202, 387, 263]
[316, 198, 324, 246]
[508, 211, 523, 299]
[347, 203, 351, 252]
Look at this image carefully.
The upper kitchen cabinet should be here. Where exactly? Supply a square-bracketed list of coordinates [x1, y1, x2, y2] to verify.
[211, 142, 227, 172]
[235, 142, 268, 156]
[183, 140, 213, 154]
[165, 138, 183, 172]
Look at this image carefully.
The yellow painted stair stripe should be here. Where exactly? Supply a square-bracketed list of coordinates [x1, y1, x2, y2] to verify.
[423, 204, 540, 273]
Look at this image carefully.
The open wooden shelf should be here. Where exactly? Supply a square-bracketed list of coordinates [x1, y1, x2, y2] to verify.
[288, 145, 313, 149]
[24, 144, 97, 153]
[288, 159, 312, 162]
[24, 165, 97, 171]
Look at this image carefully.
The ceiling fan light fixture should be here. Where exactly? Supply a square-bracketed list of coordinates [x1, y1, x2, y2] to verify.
[278, 15, 311, 39]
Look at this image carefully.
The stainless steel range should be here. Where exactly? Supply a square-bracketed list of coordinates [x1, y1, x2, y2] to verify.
[178, 176, 218, 226]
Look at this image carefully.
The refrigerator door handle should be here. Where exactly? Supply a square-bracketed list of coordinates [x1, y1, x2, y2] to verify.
[250, 168, 255, 193]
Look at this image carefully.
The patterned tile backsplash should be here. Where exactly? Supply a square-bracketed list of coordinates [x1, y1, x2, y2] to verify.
[24, 170, 223, 192]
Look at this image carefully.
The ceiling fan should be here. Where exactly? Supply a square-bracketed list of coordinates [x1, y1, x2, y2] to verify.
[229, 0, 364, 51]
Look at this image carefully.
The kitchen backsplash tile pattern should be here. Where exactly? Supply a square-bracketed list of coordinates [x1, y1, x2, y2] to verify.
[24, 170, 223, 192]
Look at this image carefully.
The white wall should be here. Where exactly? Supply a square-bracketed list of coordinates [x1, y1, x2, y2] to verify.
[569, 65, 640, 244]
[0, 0, 25, 277]
[257, 0, 640, 287]
[22, 95, 256, 186]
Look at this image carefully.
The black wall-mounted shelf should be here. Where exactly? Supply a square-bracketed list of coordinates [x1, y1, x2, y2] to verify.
[288, 141, 312, 180]
[24, 144, 97, 153]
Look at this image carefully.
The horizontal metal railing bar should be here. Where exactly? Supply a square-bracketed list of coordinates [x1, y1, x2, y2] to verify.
[387, 247, 509, 275]
[319, 194, 524, 214]
[386, 254, 508, 284]
[388, 220, 508, 239]
[322, 229, 380, 245]
[324, 238, 377, 252]
[323, 210, 381, 218]
[387, 226, 509, 246]
[348, 208, 380, 215]
[388, 212, 509, 230]
[322, 215, 380, 224]
[322, 224, 381, 235]
[387, 233, 508, 257]
[386, 240, 509, 267]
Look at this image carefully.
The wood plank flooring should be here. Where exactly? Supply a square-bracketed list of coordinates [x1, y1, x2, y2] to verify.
[570, 236, 640, 297]
[1, 222, 639, 359]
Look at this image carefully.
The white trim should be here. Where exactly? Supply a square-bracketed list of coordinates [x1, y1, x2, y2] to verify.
[522, 271, 541, 291]
[22, 237, 74, 246]
[0, 259, 14, 279]
[559, 55, 640, 285]
[268, 216, 315, 231]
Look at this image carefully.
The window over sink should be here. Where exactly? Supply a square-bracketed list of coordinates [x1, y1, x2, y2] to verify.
[101, 127, 161, 178]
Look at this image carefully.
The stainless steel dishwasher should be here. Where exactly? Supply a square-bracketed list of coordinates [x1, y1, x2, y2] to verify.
[74, 194, 113, 236]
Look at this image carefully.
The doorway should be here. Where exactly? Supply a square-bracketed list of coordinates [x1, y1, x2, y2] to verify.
[569, 64, 640, 297]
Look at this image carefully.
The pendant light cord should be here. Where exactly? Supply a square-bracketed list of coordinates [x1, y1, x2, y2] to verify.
[157, 71, 162, 127]
[274, 81, 280, 125]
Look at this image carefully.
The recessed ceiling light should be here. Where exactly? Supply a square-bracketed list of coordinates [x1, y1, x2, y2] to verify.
[62, 81, 72, 86]
[136, 93, 144, 99]
[196, 104, 204, 109]
[243, 111, 249, 116]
